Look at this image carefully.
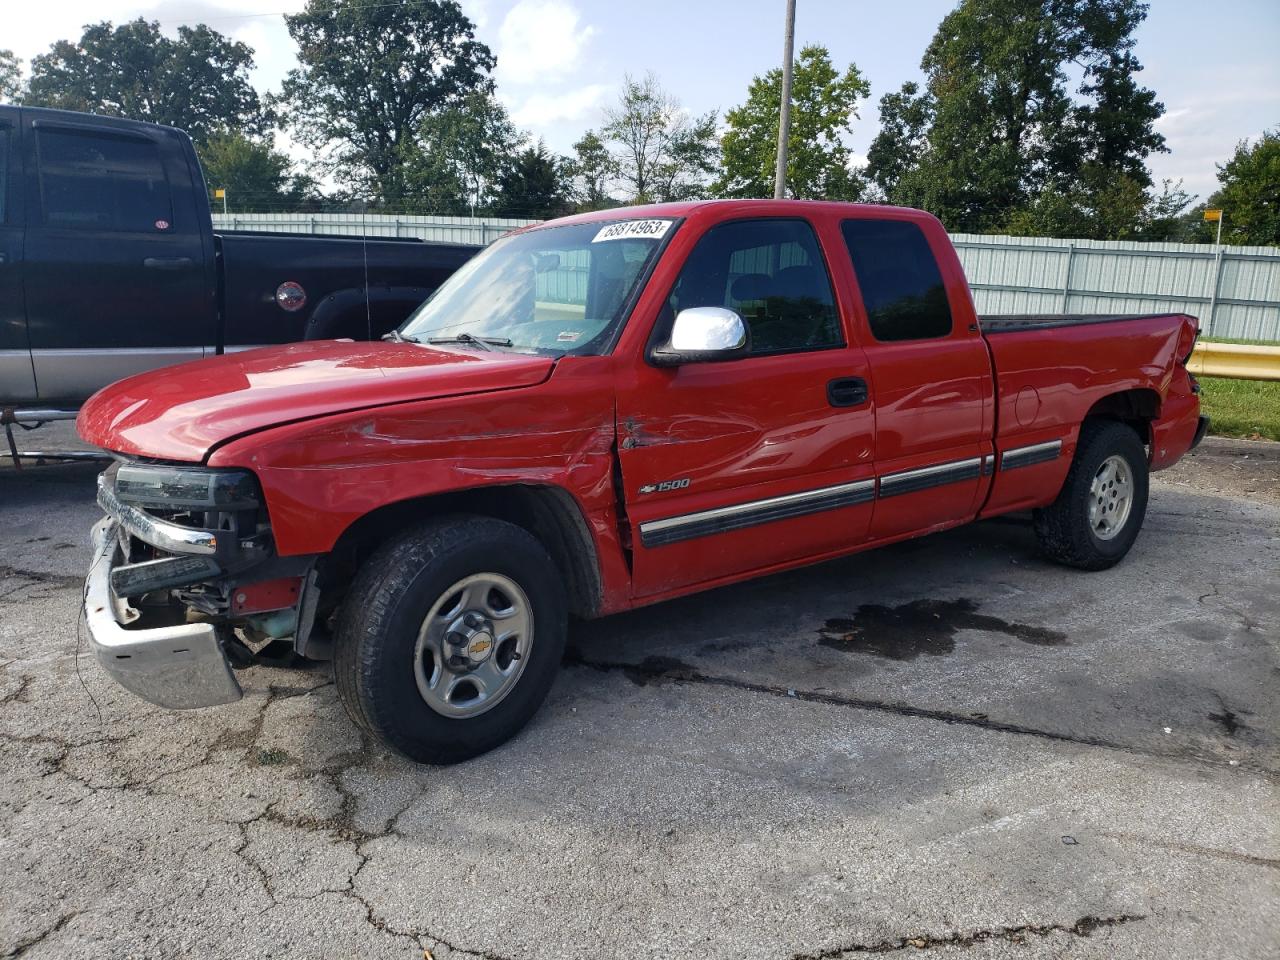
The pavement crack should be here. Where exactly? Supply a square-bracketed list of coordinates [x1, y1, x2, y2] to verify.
[233, 817, 279, 907]
[568, 655, 1274, 776]
[791, 914, 1144, 957]
[0, 564, 83, 593]
[1195, 581, 1264, 633]
[2, 911, 78, 958]
[0, 673, 34, 705]
[1098, 832, 1279, 870]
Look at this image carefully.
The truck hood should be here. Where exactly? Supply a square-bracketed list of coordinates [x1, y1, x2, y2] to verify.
[77, 340, 555, 462]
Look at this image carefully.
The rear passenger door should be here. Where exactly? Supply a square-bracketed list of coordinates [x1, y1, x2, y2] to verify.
[839, 217, 993, 538]
[616, 217, 876, 599]
[22, 116, 213, 402]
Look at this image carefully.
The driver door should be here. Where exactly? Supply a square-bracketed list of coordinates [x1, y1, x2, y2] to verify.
[614, 216, 876, 599]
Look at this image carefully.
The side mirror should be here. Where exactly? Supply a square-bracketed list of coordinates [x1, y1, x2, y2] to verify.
[650, 307, 749, 366]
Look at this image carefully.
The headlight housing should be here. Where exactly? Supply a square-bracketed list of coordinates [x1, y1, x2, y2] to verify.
[115, 464, 260, 511]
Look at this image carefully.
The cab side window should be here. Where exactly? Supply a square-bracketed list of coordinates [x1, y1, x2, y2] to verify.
[841, 219, 952, 341]
[669, 218, 842, 355]
[37, 128, 173, 232]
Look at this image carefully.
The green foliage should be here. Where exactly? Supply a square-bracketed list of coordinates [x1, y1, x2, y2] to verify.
[1004, 174, 1194, 241]
[401, 92, 519, 215]
[0, 49, 21, 103]
[24, 20, 265, 144]
[866, 0, 1166, 237]
[277, 0, 495, 205]
[491, 142, 573, 219]
[1197, 376, 1280, 441]
[716, 45, 869, 200]
[196, 133, 317, 212]
[601, 73, 718, 203]
[1197, 131, 1280, 247]
[567, 131, 617, 211]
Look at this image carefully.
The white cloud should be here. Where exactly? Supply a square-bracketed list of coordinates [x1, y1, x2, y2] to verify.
[505, 83, 610, 129]
[464, 0, 492, 30]
[496, 0, 595, 86]
[1148, 86, 1280, 198]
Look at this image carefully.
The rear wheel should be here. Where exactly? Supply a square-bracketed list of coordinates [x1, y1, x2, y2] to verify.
[1033, 420, 1149, 570]
[334, 516, 567, 763]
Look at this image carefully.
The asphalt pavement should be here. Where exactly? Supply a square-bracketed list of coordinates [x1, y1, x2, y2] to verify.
[1, 429, 1276, 960]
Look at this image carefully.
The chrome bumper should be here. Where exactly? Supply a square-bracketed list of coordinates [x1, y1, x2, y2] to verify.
[97, 473, 218, 556]
[85, 519, 242, 709]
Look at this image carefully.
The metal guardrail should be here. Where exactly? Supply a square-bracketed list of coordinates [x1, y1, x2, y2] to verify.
[1189, 342, 1280, 381]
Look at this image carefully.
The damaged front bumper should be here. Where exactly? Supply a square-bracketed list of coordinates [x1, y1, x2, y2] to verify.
[85, 518, 243, 709]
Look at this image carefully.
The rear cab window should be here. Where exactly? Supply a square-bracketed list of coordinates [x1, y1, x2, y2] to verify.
[36, 127, 173, 232]
[665, 218, 843, 355]
[841, 219, 952, 342]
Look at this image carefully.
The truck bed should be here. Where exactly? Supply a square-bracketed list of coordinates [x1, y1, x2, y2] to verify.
[980, 313, 1194, 333]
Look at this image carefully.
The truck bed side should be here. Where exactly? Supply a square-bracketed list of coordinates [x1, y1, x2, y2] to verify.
[217, 233, 479, 347]
[978, 311, 1200, 517]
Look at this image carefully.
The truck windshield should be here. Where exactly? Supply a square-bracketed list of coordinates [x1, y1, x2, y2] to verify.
[399, 219, 674, 355]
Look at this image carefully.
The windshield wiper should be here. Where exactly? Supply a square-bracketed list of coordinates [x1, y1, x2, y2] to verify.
[380, 330, 420, 343]
[426, 332, 512, 351]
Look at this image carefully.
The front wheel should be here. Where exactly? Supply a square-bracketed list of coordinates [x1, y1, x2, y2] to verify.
[1033, 420, 1150, 570]
[334, 516, 567, 764]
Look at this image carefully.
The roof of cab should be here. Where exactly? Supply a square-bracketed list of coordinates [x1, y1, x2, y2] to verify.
[512, 198, 936, 234]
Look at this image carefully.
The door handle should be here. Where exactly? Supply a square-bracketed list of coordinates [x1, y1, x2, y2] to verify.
[143, 257, 194, 270]
[827, 376, 869, 408]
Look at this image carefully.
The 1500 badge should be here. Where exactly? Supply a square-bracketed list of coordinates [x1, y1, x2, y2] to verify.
[638, 478, 691, 495]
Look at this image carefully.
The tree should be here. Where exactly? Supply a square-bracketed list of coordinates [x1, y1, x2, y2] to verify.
[0, 49, 21, 103]
[865, 81, 932, 199]
[1198, 131, 1280, 246]
[491, 142, 572, 219]
[197, 133, 317, 212]
[25, 20, 265, 143]
[401, 92, 520, 215]
[567, 131, 617, 210]
[716, 45, 870, 200]
[865, 0, 1167, 236]
[277, 0, 495, 204]
[601, 73, 718, 203]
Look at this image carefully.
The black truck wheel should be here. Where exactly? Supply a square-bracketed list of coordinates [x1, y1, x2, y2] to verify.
[334, 516, 567, 763]
[1033, 420, 1149, 570]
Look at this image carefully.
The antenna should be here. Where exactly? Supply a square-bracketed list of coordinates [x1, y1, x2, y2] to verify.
[362, 206, 372, 341]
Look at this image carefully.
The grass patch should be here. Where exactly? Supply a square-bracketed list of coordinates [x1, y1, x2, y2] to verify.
[1198, 376, 1280, 441]
[255, 748, 293, 766]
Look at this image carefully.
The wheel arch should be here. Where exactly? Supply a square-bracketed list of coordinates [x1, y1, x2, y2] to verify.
[1082, 387, 1162, 444]
[322, 483, 604, 620]
[303, 286, 434, 341]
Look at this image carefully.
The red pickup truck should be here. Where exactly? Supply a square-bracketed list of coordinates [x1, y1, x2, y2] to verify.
[78, 200, 1207, 763]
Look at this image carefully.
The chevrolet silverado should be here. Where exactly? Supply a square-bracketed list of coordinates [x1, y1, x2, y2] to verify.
[77, 200, 1208, 763]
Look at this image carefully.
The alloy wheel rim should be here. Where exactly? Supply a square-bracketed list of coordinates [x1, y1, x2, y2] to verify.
[1088, 454, 1134, 541]
[413, 572, 533, 718]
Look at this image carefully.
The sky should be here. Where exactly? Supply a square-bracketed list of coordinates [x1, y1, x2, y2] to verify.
[4, 0, 1279, 200]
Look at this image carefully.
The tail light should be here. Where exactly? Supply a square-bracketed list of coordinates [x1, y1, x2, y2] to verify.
[1177, 317, 1200, 365]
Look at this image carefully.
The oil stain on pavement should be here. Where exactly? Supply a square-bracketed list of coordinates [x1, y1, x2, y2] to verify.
[818, 597, 1067, 660]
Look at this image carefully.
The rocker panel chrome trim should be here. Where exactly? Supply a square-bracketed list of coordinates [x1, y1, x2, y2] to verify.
[639, 479, 876, 547]
[1001, 440, 1063, 471]
[877, 457, 984, 499]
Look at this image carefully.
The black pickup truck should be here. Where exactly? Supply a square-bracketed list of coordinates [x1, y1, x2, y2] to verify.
[0, 106, 479, 409]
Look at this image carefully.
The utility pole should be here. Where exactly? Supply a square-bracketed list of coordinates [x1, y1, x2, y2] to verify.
[773, 0, 797, 200]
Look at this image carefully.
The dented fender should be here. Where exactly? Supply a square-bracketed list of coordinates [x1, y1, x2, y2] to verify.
[206, 356, 635, 613]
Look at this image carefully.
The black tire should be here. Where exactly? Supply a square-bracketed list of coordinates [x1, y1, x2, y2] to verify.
[334, 515, 567, 763]
[1033, 420, 1149, 571]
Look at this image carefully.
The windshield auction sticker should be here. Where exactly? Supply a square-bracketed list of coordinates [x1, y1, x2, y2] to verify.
[592, 219, 675, 243]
